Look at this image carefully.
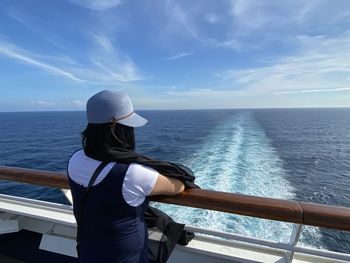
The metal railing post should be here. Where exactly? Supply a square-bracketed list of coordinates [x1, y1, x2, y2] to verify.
[286, 224, 302, 263]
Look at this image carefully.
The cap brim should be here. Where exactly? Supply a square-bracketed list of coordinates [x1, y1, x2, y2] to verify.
[117, 112, 147, 127]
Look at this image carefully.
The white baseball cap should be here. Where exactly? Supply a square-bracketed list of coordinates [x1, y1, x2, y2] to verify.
[86, 90, 147, 127]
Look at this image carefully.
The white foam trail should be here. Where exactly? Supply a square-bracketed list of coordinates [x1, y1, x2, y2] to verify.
[154, 111, 322, 246]
[153, 113, 245, 230]
[183, 114, 245, 231]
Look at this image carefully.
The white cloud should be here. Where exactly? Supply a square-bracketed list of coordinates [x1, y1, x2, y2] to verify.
[6, 8, 68, 50]
[68, 100, 84, 107]
[276, 87, 350, 95]
[218, 0, 350, 52]
[0, 36, 142, 84]
[6, 9, 33, 30]
[165, 0, 200, 40]
[147, 87, 258, 109]
[68, 0, 122, 11]
[90, 33, 114, 51]
[156, 1, 225, 49]
[0, 41, 85, 82]
[31, 100, 55, 106]
[216, 39, 244, 51]
[88, 33, 142, 82]
[92, 59, 140, 82]
[165, 52, 193, 60]
[203, 13, 220, 24]
[229, 0, 310, 32]
[151, 0, 350, 54]
[167, 88, 217, 97]
[217, 33, 350, 95]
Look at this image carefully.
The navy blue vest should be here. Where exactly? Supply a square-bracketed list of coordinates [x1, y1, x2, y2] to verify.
[68, 163, 149, 263]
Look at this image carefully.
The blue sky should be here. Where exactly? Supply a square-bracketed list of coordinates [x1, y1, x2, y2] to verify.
[0, 0, 350, 111]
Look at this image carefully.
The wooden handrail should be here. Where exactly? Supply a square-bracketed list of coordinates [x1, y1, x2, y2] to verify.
[0, 165, 349, 232]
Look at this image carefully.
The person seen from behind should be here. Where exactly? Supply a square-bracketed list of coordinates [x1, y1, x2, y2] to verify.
[67, 90, 185, 263]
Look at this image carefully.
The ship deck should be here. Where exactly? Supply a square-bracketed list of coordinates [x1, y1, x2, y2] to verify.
[0, 255, 25, 263]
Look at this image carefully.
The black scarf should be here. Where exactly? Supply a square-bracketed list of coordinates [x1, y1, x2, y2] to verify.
[85, 147, 198, 188]
[85, 147, 198, 263]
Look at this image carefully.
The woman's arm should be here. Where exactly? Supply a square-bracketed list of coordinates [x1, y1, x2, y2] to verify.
[149, 174, 185, 196]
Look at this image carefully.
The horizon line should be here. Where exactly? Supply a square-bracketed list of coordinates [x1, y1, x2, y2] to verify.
[0, 106, 350, 113]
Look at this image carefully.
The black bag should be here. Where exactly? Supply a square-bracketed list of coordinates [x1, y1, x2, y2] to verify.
[146, 207, 195, 263]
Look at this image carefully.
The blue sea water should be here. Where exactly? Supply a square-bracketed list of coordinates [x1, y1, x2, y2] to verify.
[0, 109, 349, 253]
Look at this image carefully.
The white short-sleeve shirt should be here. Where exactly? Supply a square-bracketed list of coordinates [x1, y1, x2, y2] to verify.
[68, 150, 159, 207]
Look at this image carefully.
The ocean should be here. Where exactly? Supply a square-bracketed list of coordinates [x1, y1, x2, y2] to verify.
[0, 109, 349, 253]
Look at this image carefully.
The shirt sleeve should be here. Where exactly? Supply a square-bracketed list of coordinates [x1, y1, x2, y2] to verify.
[122, 163, 159, 207]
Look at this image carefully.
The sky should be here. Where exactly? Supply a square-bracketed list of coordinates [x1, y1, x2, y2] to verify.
[0, 0, 350, 111]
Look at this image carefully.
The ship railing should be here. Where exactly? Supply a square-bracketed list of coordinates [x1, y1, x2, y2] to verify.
[0, 165, 350, 262]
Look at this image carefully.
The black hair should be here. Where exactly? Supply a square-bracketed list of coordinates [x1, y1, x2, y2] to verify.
[82, 123, 135, 154]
